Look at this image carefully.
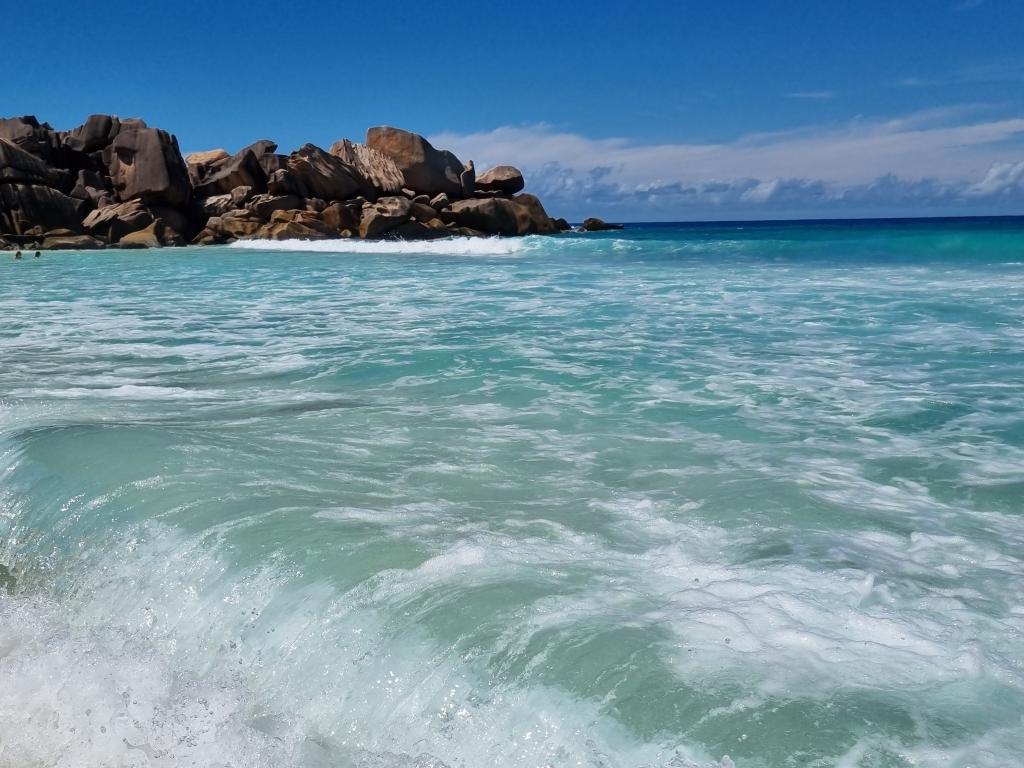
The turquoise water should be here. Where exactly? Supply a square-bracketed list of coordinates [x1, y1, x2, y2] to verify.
[1, 220, 1023, 767]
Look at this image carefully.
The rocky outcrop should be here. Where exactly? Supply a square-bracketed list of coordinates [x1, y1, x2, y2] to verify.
[582, 217, 624, 231]
[476, 165, 525, 195]
[2, 112, 575, 248]
[365, 127, 465, 197]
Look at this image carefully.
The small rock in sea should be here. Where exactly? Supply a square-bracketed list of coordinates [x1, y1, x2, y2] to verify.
[581, 217, 625, 231]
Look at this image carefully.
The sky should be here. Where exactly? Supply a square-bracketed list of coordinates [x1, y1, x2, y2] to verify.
[3, 0, 1023, 220]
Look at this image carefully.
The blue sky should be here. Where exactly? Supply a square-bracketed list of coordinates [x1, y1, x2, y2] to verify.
[4, 0, 1023, 220]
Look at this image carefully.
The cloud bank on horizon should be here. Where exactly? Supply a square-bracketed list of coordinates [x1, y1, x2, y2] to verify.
[432, 107, 1024, 221]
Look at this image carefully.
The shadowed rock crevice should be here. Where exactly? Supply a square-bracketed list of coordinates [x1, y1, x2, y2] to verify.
[0, 113, 583, 249]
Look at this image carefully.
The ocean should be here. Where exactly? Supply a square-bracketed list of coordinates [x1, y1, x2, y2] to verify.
[1, 218, 1023, 767]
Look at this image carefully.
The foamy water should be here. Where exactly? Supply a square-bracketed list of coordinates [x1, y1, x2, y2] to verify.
[2, 220, 1023, 767]
[227, 235, 543, 256]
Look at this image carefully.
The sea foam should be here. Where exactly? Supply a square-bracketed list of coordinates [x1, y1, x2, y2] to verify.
[227, 236, 537, 256]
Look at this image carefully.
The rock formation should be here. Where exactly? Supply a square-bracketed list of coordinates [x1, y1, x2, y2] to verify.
[581, 217, 624, 231]
[475, 165, 526, 195]
[0, 113, 578, 249]
[365, 126, 465, 197]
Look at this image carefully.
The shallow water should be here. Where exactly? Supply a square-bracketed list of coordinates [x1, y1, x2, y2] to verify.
[1, 220, 1023, 767]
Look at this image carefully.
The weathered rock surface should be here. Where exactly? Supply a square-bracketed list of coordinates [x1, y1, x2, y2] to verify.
[476, 165, 525, 195]
[108, 125, 191, 207]
[329, 139, 404, 195]
[366, 127, 465, 197]
[255, 209, 336, 241]
[511, 193, 559, 235]
[287, 144, 362, 201]
[444, 195, 558, 236]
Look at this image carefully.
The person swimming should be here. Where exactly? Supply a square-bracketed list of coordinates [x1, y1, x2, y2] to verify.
[34, 251, 40, 258]
[14, 250, 21, 260]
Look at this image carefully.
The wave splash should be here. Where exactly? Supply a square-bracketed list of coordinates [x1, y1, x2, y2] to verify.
[226, 236, 540, 256]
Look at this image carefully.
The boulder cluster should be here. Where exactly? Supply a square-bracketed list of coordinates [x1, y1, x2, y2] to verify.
[0, 115, 572, 250]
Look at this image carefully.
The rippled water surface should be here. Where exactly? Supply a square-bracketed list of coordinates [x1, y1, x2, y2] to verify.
[2, 220, 1024, 767]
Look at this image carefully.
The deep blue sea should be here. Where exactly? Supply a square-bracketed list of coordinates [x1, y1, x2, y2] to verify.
[1, 218, 1023, 767]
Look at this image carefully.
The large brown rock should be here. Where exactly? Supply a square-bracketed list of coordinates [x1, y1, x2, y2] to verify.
[444, 195, 557, 236]
[107, 125, 191, 207]
[286, 144, 361, 201]
[41, 233, 106, 250]
[201, 209, 265, 240]
[82, 200, 155, 242]
[1, 184, 85, 236]
[365, 126, 465, 197]
[255, 209, 335, 241]
[185, 149, 229, 186]
[359, 195, 412, 238]
[329, 139, 404, 195]
[511, 193, 559, 234]
[476, 165, 525, 195]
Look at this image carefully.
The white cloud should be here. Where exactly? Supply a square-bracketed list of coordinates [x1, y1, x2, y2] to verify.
[967, 160, 1024, 196]
[897, 61, 1024, 88]
[431, 108, 1024, 219]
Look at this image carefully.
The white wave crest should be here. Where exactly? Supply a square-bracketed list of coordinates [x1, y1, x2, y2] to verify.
[226, 236, 535, 256]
